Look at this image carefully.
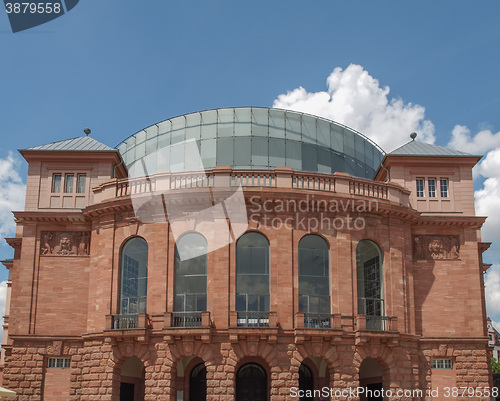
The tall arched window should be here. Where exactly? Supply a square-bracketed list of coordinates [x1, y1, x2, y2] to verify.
[236, 232, 270, 326]
[120, 237, 148, 318]
[356, 240, 384, 330]
[236, 363, 267, 401]
[299, 235, 330, 328]
[174, 233, 207, 326]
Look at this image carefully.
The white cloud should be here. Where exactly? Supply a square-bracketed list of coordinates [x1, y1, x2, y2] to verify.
[485, 265, 500, 319]
[0, 152, 26, 240]
[448, 125, 500, 154]
[273, 64, 436, 152]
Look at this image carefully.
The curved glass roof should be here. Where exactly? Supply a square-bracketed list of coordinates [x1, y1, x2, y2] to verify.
[117, 107, 385, 179]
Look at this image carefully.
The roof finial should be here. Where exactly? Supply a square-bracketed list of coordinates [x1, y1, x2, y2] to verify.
[84, 128, 91, 136]
[410, 132, 417, 141]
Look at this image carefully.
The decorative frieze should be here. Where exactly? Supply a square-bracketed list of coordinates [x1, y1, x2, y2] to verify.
[40, 231, 90, 256]
[413, 235, 460, 260]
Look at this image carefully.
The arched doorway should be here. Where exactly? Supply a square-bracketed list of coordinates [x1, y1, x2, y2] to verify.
[299, 363, 313, 401]
[189, 363, 207, 401]
[236, 363, 267, 401]
[120, 357, 145, 401]
[359, 358, 383, 401]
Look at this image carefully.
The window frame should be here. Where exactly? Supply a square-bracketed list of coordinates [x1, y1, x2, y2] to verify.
[430, 359, 453, 370]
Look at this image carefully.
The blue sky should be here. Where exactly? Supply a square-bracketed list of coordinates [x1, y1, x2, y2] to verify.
[1, 1, 500, 325]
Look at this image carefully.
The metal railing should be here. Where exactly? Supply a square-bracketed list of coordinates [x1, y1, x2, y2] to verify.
[172, 311, 203, 327]
[112, 314, 139, 329]
[366, 315, 392, 331]
[237, 312, 270, 327]
[304, 313, 333, 328]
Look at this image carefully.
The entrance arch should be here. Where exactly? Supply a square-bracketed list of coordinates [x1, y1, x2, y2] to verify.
[299, 363, 313, 401]
[359, 358, 383, 401]
[189, 363, 207, 401]
[120, 357, 145, 401]
[236, 363, 267, 401]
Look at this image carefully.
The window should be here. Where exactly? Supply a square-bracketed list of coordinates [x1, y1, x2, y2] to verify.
[174, 233, 207, 313]
[64, 174, 74, 193]
[236, 232, 270, 324]
[120, 237, 148, 315]
[298, 235, 330, 324]
[428, 179, 436, 197]
[77, 174, 86, 193]
[357, 240, 384, 329]
[52, 174, 62, 193]
[431, 359, 452, 369]
[416, 179, 424, 198]
[48, 357, 71, 369]
[440, 179, 449, 198]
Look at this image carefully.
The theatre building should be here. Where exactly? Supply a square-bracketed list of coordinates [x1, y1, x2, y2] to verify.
[0, 107, 494, 400]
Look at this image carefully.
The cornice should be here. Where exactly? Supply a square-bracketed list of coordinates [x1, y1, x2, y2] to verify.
[13, 211, 88, 224]
[414, 215, 486, 228]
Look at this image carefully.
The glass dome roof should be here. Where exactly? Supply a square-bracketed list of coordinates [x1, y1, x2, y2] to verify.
[116, 107, 385, 179]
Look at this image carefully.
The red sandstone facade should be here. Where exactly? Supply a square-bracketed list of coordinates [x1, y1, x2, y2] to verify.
[0, 131, 494, 401]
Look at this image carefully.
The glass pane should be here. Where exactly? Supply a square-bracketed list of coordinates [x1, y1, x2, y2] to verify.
[269, 109, 285, 138]
[200, 110, 217, 139]
[331, 126, 344, 153]
[285, 140, 301, 170]
[120, 238, 148, 314]
[331, 150, 345, 173]
[345, 156, 356, 176]
[217, 137, 234, 166]
[251, 137, 268, 167]
[76, 174, 86, 193]
[217, 109, 234, 137]
[301, 115, 317, 144]
[235, 108, 252, 137]
[269, 138, 286, 168]
[52, 174, 61, 193]
[285, 112, 301, 141]
[185, 113, 201, 141]
[317, 147, 331, 174]
[355, 135, 366, 164]
[301, 143, 317, 172]
[234, 137, 251, 167]
[251, 108, 268, 136]
[200, 139, 216, 169]
[64, 174, 74, 193]
[344, 130, 355, 157]
[171, 118, 186, 145]
[317, 120, 331, 147]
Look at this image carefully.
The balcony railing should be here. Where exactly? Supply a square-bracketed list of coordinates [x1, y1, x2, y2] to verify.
[237, 312, 270, 327]
[93, 168, 411, 208]
[304, 313, 333, 328]
[366, 315, 392, 331]
[172, 311, 203, 327]
[112, 314, 139, 329]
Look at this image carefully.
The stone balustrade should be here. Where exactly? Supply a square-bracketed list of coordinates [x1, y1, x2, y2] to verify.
[93, 166, 410, 207]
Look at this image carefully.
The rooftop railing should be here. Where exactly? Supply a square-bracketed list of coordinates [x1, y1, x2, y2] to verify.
[93, 167, 410, 207]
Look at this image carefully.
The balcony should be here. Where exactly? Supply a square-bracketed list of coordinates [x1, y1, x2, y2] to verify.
[236, 312, 270, 327]
[93, 168, 411, 208]
[104, 314, 150, 339]
[172, 311, 203, 327]
[303, 313, 334, 329]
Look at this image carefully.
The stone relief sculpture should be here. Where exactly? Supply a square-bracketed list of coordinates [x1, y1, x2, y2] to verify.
[413, 235, 460, 260]
[40, 231, 90, 256]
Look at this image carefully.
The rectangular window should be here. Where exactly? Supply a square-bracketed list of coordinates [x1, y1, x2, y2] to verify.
[48, 357, 71, 369]
[52, 174, 62, 193]
[440, 179, 449, 197]
[431, 359, 452, 369]
[76, 174, 86, 193]
[428, 179, 436, 197]
[416, 179, 424, 197]
[64, 174, 74, 193]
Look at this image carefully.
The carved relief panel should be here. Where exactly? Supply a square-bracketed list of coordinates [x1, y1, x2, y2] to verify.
[40, 231, 90, 256]
[413, 235, 460, 260]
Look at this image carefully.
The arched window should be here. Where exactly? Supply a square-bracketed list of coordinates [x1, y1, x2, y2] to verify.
[120, 237, 148, 316]
[236, 232, 270, 326]
[174, 233, 207, 326]
[189, 363, 207, 401]
[299, 235, 330, 327]
[236, 363, 267, 401]
[299, 363, 313, 401]
[356, 240, 384, 330]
